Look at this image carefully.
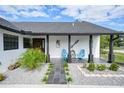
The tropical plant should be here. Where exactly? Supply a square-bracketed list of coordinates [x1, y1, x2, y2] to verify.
[19, 48, 47, 70]
[87, 63, 96, 72]
[97, 64, 106, 71]
[109, 63, 119, 71]
[0, 73, 5, 81]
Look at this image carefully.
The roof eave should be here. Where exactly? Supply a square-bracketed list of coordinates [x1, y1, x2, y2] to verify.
[0, 24, 21, 34]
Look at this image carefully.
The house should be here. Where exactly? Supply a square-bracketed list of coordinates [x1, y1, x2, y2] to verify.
[0, 17, 123, 72]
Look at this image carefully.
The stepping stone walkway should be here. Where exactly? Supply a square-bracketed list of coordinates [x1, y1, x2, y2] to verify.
[48, 59, 67, 84]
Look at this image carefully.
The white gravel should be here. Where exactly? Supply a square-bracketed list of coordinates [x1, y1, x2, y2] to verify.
[0, 63, 48, 84]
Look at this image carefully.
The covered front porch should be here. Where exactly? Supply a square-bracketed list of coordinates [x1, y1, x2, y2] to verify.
[46, 34, 120, 64]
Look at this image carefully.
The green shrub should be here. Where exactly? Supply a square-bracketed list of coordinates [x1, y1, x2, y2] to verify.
[64, 63, 68, 68]
[42, 75, 49, 83]
[67, 76, 72, 82]
[64, 67, 69, 71]
[19, 48, 47, 70]
[0, 74, 5, 81]
[97, 64, 106, 71]
[101, 50, 108, 54]
[48, 63, 53, 68]
[65, 72, 69, 75]
[87, 63, 96, 72]
[45, 71, 51, 75]
[109, 63, 119, 71]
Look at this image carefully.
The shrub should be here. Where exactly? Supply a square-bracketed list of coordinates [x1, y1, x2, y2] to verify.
[48, 63, 53, 68]
[67, 76, 72, 82]
[97, 64, 106, 71]
[109, 63, 119, 71]
[65, 71, 69, 75]
[47, 67, 52, 72]
[64, 63, 68, 68]
[87, 63, 96, 72]
[0, 74, 5, 81]
[42, 75, 49, 83]
[19, 48, 47, 70]
[64, 67, 69, 71]
[101, 50, 108, 54]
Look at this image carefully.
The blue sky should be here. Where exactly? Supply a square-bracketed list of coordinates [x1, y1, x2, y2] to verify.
[0, 5, 124, 31]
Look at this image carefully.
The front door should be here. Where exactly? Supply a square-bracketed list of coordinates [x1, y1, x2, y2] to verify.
[33, 38, 45, 52]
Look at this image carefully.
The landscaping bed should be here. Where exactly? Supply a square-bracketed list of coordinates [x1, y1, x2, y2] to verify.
[79, 63, 124, 77]
[81, 67, 124, 75]
[63, 62, 73, 84]
[42, 63, 54, 84]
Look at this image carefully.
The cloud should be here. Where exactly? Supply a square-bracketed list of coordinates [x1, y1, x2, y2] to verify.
[0, 5, 124, 29]
[53, 15, 61, 19]
[60, 5, 124, 23]
[20, 11, 49, 18]
[0, 5, 49, 20]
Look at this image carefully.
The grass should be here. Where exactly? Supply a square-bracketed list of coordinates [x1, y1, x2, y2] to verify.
[101, 50, 124, 62]
[105, 46, 124, 50]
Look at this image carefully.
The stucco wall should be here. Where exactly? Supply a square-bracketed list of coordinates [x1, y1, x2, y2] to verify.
[49, 36, 68, 58]
[0, 28, 100, 73]
[0, 28, 30, 72]
[49, 35, 100, 58]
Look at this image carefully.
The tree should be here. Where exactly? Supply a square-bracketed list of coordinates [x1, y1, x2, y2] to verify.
[100, 35, 109, 49]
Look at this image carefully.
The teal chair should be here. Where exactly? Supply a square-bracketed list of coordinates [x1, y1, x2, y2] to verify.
[77, 49, 85, 60]
[61, 49, 68, 61]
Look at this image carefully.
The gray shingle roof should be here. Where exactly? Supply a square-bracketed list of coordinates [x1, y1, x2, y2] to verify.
[0, 17, 21, 32]
[13, 22, 123, 35]
[0, 17, 123, 35]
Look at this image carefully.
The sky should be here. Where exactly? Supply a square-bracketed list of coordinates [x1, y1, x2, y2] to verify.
[0, 5, 124, 31]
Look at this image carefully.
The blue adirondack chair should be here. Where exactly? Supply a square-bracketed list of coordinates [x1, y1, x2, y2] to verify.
[61, 49, 68, 61]
[77, 49, 85, 60]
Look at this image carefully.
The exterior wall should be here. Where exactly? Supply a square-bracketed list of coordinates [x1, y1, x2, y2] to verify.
[71, 36, 89, 58]
[49, 36, 68, 58]
[49, 35, 100, 59]
[0, 28, 100, 72]
[71, 35, 100, 58]
[93, 35, 100, 58]
[0, 28, 30, 73]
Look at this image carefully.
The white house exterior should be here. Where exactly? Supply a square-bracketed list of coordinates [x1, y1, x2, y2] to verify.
[0, 17, 123, 73]
[49, 35, 100, 58]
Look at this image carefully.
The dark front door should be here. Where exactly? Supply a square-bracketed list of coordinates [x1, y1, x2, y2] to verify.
[33, 38, 45, 52]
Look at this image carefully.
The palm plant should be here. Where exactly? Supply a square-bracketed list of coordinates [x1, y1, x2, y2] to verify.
[19, 48, 47, 70]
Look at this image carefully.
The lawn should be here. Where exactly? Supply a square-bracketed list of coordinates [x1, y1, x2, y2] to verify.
[105, 46, 124, 50]
[101, 50, 124, 62]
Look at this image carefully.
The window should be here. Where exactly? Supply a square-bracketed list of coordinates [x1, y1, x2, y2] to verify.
[23, 38, 31, 48]
[3, 34, 18, 50]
